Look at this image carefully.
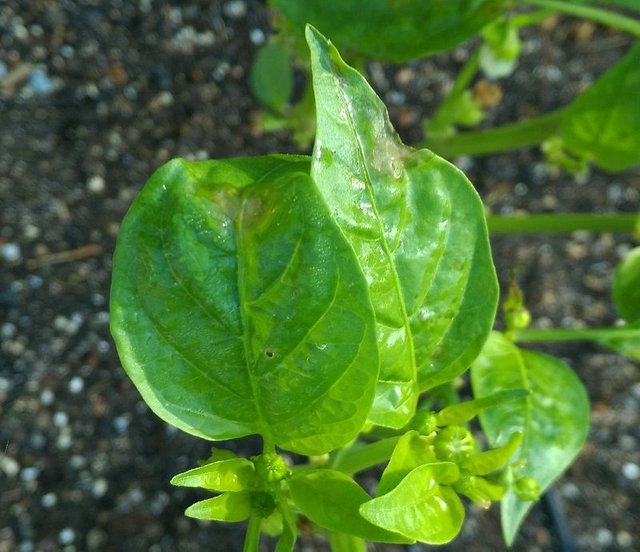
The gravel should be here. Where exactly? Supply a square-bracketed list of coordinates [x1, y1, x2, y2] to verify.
[1, 2, 639, 551]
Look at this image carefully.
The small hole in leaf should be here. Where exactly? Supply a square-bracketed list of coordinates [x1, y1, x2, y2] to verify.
[265, 350, 275, 358]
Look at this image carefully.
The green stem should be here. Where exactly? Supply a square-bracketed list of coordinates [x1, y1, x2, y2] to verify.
[424, 109, 565, 157]
[243, 514, 262, 552]
[330, 436, 400, 475]
[514, 326, 639, 343]
[520, 0, 640, 37]
[512, 8, 557, 28]
[488, 213, 639, 234]
[327, 531, 367, 552]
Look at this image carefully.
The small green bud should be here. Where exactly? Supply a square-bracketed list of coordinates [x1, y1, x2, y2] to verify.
[413, 410, 438, 435]
[434, 425, 476, 463]
[252, 453, 290, 484]
[514, 476, 541, 502]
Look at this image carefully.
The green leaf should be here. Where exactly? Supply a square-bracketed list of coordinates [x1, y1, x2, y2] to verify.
[171, 458, 256, 492]
[360, 463, 465, 544]
[561, 42, 640, 172]
[250, 41, 294, 114]
[185, 491, 251, 521]
[435, 389, 528, 426]
[464, 431, 523, 475]
[306, 26, 499, 427]
[376, 431, 437, 496]
[595, 321, 640, 361]
[110, 155, 378, 455]
[276, 0, 508, 61]
[288, 469, 411, 544]
[613, 246, 640, 323]
[470, 333, 590, 545]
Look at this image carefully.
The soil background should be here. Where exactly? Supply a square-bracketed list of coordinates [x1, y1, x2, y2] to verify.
[1, 1, 639, 551]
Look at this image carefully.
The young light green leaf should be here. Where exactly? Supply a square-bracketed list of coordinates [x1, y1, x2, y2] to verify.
[464, 431, 523, 475]
[276, 0, 508, 62]
[110, 155, 378, 455]
[250, 41, 294, 114]
[288, 469, 411, 544]
[561, 42, 640, 172]
[435, 389, 528, 426]
[470, 333, 590, 545]
[171, 458, 256, 492]
[376, 430, 437, 496]
[613, 246, 640, 323]
[306, 26, 499, 428]
[184, 491, 251, 522]
[360, 463, 465, 544]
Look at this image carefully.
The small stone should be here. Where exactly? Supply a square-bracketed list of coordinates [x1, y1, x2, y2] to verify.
[40, 388, 55, 406]
[68, 377, 84, 394]
[224, 0, 247, 19]
[87, 175, 105, 194]
[0, 455, 20, 477]
[1, 323, 16, 338]
[29, 68, 55, 96]
[622, 462, 640, 480]
[53, 411, 69, 428]
[596, 528, 613, 546]
[0, 243, 21, 262]
[58, 528, 75, 545]
[41, 493, 58, 508]
[249, 28, 265, 46]
[92, 477, 108, 498]
[617, 530, 633, 547]
[20, 466, 40, 482]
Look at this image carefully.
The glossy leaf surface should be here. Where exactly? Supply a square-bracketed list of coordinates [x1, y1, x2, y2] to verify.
[288, 469, 411, 543]
[276, 0, 508, 61]
[110, 155, 378, 455]
[184, 492, 251, 521]
[613, 246, 640, 323]
[307, 26, 498, 427]
[360, 463, 464, 544]
[562, 42, 640, 172]
[170, 458, 256, 492]
[470, 333, 589, 545]
[376, 431, 437, 496]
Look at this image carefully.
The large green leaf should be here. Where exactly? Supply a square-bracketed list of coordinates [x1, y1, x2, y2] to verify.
[470, 333, 590, 545]
[288, 469, 411, 544]
[561, 42, 640, 172]
[110, 155, 378, 455]
[307, 26, 498, 427]
[275, 0, 508, 62]
[613, 246, 640, 323]
[359, 463, 465, 544]
[250, 41, 294, 114]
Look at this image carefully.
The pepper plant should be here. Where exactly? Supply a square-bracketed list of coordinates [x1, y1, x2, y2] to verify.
[105, 26, 633, 550]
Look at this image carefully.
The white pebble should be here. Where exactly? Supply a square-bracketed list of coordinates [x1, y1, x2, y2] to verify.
[58, 528, 75, 545]
[0, 456, 20, 477]
[224, 0, 247, 19]
[0, 243, 21, 262]
[41, 492, 58, 508]
[622, 462, 640, 480]
[21, 466, 40, 482]
[596, 528, 614, 546]
[249, 28, 265, 46]
[53, 411, 69, 428]
[92, 477, 108, 498]
[617, 530, 633, 547]
[68, 377, 84, 394]
[87, 175, 105, 193]
[40, 388, 55, 406]
[0, 376, 10, 392]
[1, 323, 16, 338]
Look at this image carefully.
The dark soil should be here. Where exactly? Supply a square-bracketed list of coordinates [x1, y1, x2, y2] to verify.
[1, 2, 638, 551]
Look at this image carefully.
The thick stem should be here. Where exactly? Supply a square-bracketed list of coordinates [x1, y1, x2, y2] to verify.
[514, 326, 639, 343]
[424, 110, 565, 157]
[520, 0, 640, 37]
[243, 515, 262, 552]
[488, 213, 639, 235]
[330, 436, 400, 475]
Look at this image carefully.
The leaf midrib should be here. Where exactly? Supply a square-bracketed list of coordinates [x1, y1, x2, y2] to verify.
[333, 76, 417, 386]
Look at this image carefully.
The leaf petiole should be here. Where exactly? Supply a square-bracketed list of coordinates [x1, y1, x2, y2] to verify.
[514, 326, 640, 343]
[329, 436, 401, 475]
[243, 514, 262, 552]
